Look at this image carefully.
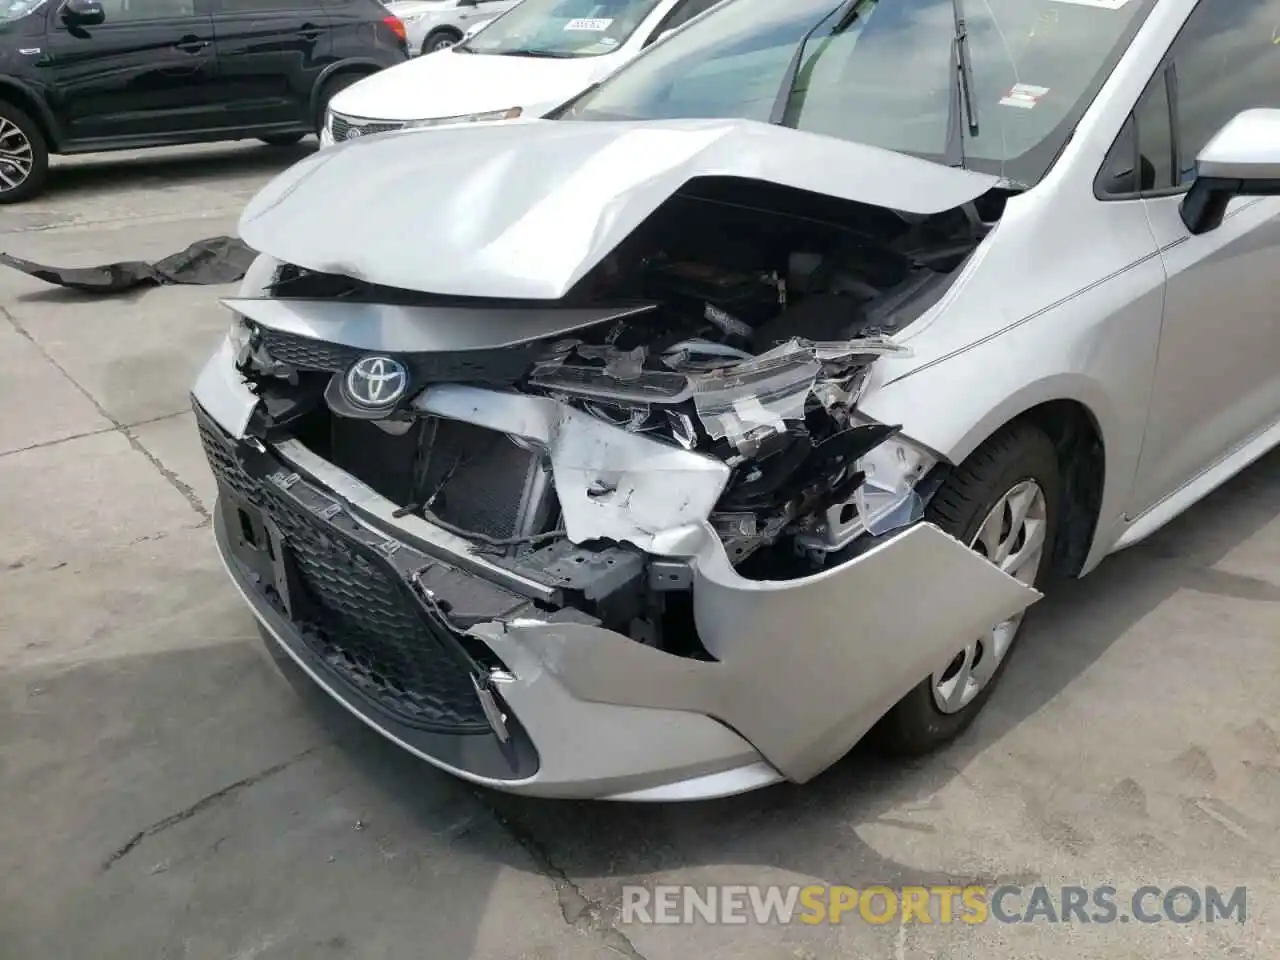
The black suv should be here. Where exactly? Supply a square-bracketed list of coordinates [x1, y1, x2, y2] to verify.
[0, 0, 408, 203]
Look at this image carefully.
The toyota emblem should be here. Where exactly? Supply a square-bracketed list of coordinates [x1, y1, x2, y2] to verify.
[344, 356, 408, 409]
[345, 125, 363, 140]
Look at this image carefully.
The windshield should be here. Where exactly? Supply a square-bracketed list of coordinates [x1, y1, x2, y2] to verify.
[561, 0, 1154, 183]
[462, 0, 665, 58]
[0, 0, 43, 20]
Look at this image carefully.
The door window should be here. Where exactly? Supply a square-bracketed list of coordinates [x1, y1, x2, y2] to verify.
[94, 0, 198, 20]
[1166, 0, 1280, 183]
[1098, 0, 1280, 197]
[217, 0, 313, 10]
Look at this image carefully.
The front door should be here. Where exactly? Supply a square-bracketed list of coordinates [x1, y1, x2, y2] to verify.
[208, 0, 332, 129]
[1129, 0, 1280, 513]
[42, 0, 220, 144]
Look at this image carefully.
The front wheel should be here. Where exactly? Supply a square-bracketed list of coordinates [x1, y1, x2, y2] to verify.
[873, 421, 1062, 755]
[0, 102, 49, 205]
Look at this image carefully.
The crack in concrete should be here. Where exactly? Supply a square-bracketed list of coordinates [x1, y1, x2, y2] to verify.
[1, 305, 209, 521]
[0, 409, 191, 460]
[478, 798, 649, 960]
[100, 748, 316, 872]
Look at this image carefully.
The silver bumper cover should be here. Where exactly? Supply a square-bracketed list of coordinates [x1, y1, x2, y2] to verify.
[194, 338, 1040, 799]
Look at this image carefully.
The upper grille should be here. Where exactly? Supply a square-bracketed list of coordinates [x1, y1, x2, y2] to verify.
[257, 328, 361, 372]
[198, 417, 494, 733]
[253, 327, 543, 386]
[331, 114, 406, 143]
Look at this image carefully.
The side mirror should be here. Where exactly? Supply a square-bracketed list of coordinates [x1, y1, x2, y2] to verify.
[62, 0, 106, 26]
[1180, 108, 1280, 235]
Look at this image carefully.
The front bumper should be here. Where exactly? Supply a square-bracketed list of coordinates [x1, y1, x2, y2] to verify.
[193, 338, 1040, 800]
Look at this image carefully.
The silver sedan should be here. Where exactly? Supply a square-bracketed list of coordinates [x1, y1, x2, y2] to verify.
[193, 0, 1280, 800]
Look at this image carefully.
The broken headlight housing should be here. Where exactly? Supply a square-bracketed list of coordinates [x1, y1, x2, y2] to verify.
[795, 419, 938, 557]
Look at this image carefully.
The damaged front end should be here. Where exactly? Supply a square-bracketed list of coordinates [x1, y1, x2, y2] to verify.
[196, 172, 1037, 799]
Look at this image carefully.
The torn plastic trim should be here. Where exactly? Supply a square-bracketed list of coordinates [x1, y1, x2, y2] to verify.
[477, 520, 1041, 783]
[414, 384, 732, 551]
[193, 334, 260, 440]
[795, 419, 944, 556]
[531, 334, 913, 454]
[220, 296, 660, 354]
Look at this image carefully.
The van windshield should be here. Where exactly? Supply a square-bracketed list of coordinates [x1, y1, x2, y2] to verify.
[462, 0, 664, 59]
[561, 0, 1155, 184]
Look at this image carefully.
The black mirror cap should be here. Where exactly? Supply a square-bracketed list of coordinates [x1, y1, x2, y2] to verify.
[63, 0, 106, 26]
[1181, 175, 1280, 235]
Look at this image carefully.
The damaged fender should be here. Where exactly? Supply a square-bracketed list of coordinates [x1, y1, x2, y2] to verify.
[486, 522, 1041, 783]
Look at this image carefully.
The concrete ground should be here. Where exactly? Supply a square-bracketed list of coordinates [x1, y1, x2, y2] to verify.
[1, 142, 1277, 960]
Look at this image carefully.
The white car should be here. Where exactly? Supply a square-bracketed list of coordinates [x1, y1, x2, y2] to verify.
[321, 0, 726, 145]
[386, 0, 520, 56]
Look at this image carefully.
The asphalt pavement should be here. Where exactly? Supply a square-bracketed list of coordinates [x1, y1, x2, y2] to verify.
[0, 141, 1276, 960]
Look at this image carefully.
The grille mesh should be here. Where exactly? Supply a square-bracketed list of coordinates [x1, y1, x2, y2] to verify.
[331, 115, 406, 143]
[198, 419, 491, 732]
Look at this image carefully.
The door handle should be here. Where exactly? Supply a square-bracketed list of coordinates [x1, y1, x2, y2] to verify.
[298, 23, 323, 41]
[174, 38, 211, 54]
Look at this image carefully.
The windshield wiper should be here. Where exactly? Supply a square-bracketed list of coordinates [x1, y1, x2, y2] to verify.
[497, 48, 577, 58]
[943, 0, 979, 167]
[768, 0, 870, 126]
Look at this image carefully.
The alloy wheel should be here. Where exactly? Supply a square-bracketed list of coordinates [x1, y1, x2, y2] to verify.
[0, 117, 34, 194]
[430, 36, 457, 52]
[931, 478, 1047, 714]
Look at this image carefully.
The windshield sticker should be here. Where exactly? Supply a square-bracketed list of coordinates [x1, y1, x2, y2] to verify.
[1049, 0, 1131, 8]
[564, 17, 613, 31]
[999, 83, 1050, 109]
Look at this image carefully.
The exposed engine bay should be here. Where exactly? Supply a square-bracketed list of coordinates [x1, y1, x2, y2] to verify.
[228, 180, 1004, 656]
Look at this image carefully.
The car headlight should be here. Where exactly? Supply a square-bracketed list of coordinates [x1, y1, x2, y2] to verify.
[404, 107, 522, 128]
[399, 12, 427, 22]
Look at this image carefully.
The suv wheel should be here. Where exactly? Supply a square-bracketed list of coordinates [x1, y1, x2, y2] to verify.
[315, 72, 365, 134]
[259, 133, 305, 147]
[0, 102, 49, 205]
[423, 28, 461, 54]
[873, 422, 1062, 754]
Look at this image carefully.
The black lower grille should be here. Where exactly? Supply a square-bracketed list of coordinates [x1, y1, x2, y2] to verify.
[198, 418, 496, 732]
[332, 115, 405, 142]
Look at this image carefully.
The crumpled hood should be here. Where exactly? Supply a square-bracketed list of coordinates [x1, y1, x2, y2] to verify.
[239, 117, 999, 300]
[328, 47, 605, 123]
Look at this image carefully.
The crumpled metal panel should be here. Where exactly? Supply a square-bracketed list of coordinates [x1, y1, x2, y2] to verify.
[238, 117, 998, 299]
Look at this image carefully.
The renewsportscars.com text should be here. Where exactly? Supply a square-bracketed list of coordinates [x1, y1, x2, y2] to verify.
[620, 884, 1248, 926]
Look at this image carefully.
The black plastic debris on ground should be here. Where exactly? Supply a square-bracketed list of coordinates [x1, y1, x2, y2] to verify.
[0, 236, 257, 293]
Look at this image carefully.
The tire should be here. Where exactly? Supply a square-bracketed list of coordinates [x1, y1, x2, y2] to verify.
[872, 421, 1062, 755]
[314, 72, 366, 134]
[258, 133, 305, 147]
[422, 28, 461, 54]
[0, 101, 49, 205]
